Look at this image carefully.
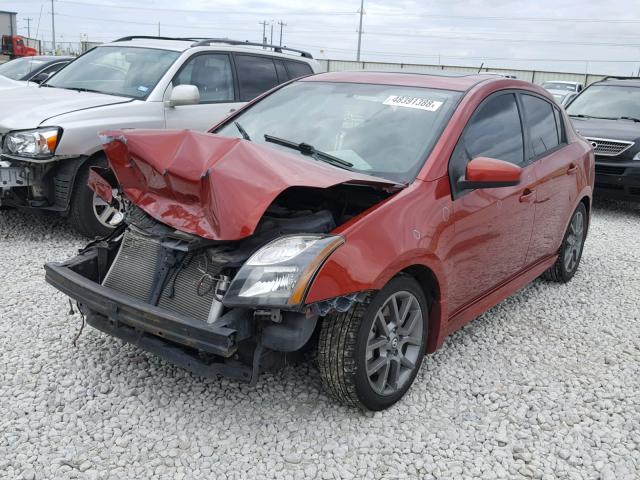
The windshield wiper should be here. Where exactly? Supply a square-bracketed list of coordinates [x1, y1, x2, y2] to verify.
[619, 116, 640, 123]
[61, 87, 106, 94]
[263, 134, 353, 169]
[234, 121, 251, 141]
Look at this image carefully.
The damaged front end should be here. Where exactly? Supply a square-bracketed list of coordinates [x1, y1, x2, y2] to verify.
[45, 130, 397, 383]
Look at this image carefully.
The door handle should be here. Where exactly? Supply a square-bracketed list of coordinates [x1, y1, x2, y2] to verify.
[567, 163, 578, 175]
[519, 188, 535, 203]
[228, 108, 236, 113]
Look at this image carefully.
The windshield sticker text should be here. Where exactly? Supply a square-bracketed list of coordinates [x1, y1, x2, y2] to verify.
[383, 95, 443, 111]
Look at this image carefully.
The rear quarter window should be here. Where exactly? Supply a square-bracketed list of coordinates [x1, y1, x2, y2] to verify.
[284, 60, 313, 79]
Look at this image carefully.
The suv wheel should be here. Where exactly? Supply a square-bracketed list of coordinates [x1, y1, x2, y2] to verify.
[68, 156, 123, 238]
[318, 276, 428, 410]
[543, 203, 587, 283]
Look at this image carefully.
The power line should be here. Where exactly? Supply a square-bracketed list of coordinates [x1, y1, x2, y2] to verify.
[278, 20, 286, 46]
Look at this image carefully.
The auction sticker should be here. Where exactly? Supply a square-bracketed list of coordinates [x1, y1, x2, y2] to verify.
[383, 95, 443, 111]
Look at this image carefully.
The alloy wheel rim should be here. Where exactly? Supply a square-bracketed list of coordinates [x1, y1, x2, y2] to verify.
[564, 210, 584, 273]
[92, 191, 124, 228]
[366, 291, 423, 396]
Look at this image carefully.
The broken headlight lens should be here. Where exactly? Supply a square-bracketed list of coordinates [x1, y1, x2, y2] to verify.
[3, 127, 62, 160]
[223, 235, 344, 308]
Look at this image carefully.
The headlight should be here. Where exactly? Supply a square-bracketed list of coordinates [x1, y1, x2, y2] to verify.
[3, 127, 62, 160]
[223, 235, 344, 308]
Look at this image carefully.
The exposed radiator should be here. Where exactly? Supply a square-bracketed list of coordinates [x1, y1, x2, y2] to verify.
[102, 230, 219, 322]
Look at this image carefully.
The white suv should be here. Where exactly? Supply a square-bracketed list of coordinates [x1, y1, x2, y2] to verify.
[0, 36, 320, 236]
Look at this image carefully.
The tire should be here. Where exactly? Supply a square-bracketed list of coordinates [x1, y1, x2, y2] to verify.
[68, 156, 122, 238]
[318, 275, 429, 411]
[543, 202, 587, 283]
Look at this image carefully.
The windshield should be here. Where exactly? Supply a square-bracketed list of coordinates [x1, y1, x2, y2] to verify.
[567, 85, 640, 119]
[542, 82, 577, 92]
[216, 81, 462, 183]
[0, 58, 46, 80]
[46, 46, 180, 98]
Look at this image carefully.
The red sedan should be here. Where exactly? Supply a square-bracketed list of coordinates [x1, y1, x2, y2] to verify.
[46, 71, 594, 410]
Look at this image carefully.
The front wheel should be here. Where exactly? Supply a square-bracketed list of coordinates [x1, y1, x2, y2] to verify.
[68, 156, 124, 238]
[318, 276, 429, 410]
[543, 203, 587, 283]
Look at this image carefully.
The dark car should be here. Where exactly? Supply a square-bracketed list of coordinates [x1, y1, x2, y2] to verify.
[46, 72, 593, 410]
[0, 55, 73, 83]
[566, 76, 640, 200]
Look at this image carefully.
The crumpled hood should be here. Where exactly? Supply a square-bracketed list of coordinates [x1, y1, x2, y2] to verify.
[0, 86, 131, 130]
[571, 117, 640, 143]
[102, 129, 397, 241]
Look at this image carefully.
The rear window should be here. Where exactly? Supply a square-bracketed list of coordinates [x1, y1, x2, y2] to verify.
[234, 55, 279, 101]
[284, 61, 313, 79]
[521, 94, 560, 157]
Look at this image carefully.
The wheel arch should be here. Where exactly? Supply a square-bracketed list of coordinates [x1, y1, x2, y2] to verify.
[395, 264, 446, 354]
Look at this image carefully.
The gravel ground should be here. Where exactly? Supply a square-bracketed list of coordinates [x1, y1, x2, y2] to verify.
[1, 198, 639, 480]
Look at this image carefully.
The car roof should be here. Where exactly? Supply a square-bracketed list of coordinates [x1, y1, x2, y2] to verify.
[301, 71, 516, 92]
[596, 77, 640, 87]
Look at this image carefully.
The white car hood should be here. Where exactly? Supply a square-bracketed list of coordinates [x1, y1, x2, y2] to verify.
[0, 86, 132, 130]
[0, 75, 26, 90]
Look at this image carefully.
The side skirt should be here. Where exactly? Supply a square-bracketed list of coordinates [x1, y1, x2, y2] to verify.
[440, 255, 557, 344]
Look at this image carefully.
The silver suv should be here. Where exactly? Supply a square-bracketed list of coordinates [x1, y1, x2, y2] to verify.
[0, 36, 320, 236]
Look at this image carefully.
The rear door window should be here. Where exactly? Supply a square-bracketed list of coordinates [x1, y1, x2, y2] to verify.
[234, 55, 279, 101]
[521, 94, 560, 157]
[284, 60, 313, 79]
[274, 59, 288, 83]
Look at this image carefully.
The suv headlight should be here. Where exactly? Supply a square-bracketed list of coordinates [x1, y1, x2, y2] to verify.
[3, 127, 62, 160]
[223, 235, 344, 308]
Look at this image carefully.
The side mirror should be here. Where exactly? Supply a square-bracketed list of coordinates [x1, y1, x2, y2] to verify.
[168, 84, 200, 107]
[30, 72, 50, 84]
[458, 157, 522, 190]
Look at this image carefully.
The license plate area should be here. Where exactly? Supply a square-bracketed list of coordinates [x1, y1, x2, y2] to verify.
[0, 167, 30, 187]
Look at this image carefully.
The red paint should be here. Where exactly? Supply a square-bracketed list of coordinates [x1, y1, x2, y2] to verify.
[100, 129, 395, 241]
[465, 157, 522, 184]
[105, 72, 594, 354]
[87, 168, 113, 205]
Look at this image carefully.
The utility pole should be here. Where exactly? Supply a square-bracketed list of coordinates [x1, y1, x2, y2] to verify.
[158, 22, 161, 36]
[260, 20, 268, 48]
[356, 0, 364, 61]
[24, 17, 33, 38]
[278, 21, 287, 46]
[51, 0, 56, 52]
[270, 22, 274, 46]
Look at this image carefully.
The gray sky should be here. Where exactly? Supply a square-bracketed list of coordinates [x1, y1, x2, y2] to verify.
[5, 0, 640, 75]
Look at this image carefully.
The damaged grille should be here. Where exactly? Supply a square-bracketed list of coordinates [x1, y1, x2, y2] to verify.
[102, 231, 220, 322]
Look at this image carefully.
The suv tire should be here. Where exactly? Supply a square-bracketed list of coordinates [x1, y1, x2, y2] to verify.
[68, 156, 121, 238]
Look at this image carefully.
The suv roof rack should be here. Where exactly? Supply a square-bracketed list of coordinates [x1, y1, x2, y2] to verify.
[113, 36, 205, 43]
[600, 75, 640, 81]
[190, 38, 313, 59]
[112, 36, 313, 59]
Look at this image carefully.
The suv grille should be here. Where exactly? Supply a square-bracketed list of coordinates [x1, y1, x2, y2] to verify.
[585, 137, 634, 157]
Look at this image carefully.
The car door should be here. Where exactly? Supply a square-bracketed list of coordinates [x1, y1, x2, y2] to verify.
[521, 93, 579, 264]
[164, 52, 243, 130]
[446, 91, 538, 313]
